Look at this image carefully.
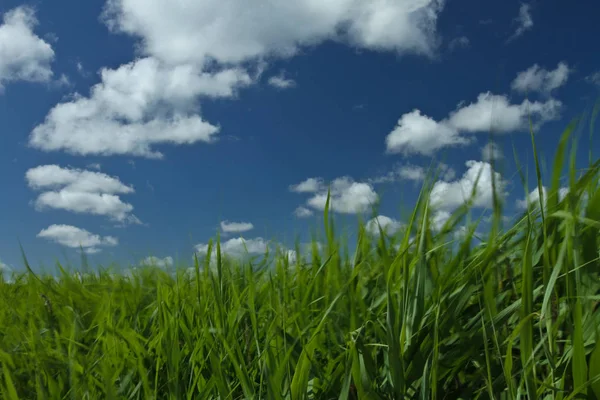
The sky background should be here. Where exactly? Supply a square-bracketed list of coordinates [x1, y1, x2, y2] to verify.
[1, 0, 599, 273]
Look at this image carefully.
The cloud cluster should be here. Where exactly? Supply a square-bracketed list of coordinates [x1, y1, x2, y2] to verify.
[371, 163, 455, 184]
[37, 224, 118, 254]
[291, 176, 378, 214]
[508, 3, 533, 41]
[0, 7, 55, 90]
[30, 58, 252, 158]
[26, 165, 139, 223]
[386, 92, 562, 155]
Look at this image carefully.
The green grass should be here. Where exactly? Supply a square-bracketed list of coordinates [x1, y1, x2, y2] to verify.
[1, 115, 600, 399]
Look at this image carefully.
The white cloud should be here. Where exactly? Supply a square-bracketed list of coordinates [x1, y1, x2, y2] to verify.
[431, 210, 452, 231]
[385, 109, 469, 155]
[304, 176, 378, 214]
[141, 256, 173, 267]
[294, 206, 314, 218]
[29, 57, 252, 158]
[388, 92, 562, 155]
[268, 72, 296, 89]
[397, 165, 426, 182]
[372, 163, 455, 184]
[195, 237, 269, 258]
[26, 165, 138, 223]
[289, 177, 324, 193]
[102, 0, 445, 66]
[447, 92, 561, 133]
[516, 186, 569, 210]
[481, 142, 504, 162]
[0, 7, 54, 90]
[365, 215, 402, 235]
[511, 62, 571, 94]
[26, 164, 133, 194]
[509, 3, 533, 41]
[430, 160, 507, 211]
[220, 220, 254, 233]
[37, 224, 118, 253]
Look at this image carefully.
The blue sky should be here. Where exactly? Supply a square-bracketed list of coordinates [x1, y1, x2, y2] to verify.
[1, 0, 599, 272]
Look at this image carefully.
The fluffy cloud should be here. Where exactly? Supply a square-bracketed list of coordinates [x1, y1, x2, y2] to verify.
[481, 142, 504, 162]
[516, 186, 569, 210]
[511, 62, 571, 94]
[0, 7, 54, 90]
[195, 237, 269, 258]
[102, 0, 445, 66]
[37, 224, 118, 253]
[220, 220, 254, 233]
[509, 3, 533, 41]
[268, 72, 296, 89]
[365, 215, 402, 235]
[294, 206, 314, 218]
[289, 178, 324, 193]
[385, 109, 469, 155]
[26, 165, 139, 223]
[386, 92, 561, 155]
[372, 163, 455, 184]
[294, 176, 378, 214]
[430, 160, 507, 211]
[141, 256, 174, 267]
[29, 58, 252, 158]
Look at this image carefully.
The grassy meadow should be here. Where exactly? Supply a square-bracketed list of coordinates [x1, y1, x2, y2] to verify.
[1, 114, 600, 399]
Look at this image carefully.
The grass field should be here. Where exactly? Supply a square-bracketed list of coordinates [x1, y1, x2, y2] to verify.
[1, 114, 600, 399]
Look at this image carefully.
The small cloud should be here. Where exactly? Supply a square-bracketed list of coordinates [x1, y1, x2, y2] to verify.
[141, 256, 173, 267]
[586, 71, 600, 86]
[365, 215, 402, 236]
[268, 72, 296, 89]
[289, 178, 324, 193]
[507, 3, 533, 42]
[448, 36, 470, 51]
[511, 62, 571, 94]
[220, 220, 254, 234]
[86, 163, 101, 170]
[294, 206, 314, 218]
[37, 224, 118, 254]
[481, 142, 504, 162]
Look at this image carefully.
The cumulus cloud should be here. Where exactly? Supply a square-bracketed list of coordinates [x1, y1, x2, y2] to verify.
[365, 215, 403, 235]
[508, 3, 533, 41]
[268, 72, 296, 89]
[511, 62, 571, 94]
[0, 7, 55, 90]
[372, 163, 455, 184]
[37, 224, 118, 253]
[386, 93, 561, 155]
[385, 109, 470, 156]
[141, 256, 174, 267]
[26, 165, 139, 223]
[295, 176, 378, 214]
[430, 160, 507, 211]
[294, 206, 314, 218]
[102, 0, 445, 66]
[220, 220, 254, 233]
[29, 58, 252, 158]
[481, 142, 504, 162]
